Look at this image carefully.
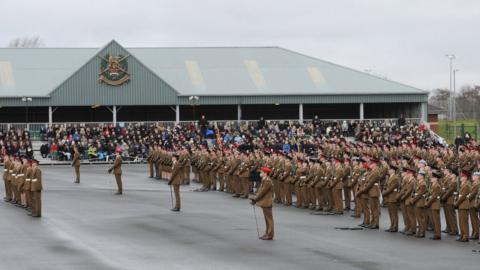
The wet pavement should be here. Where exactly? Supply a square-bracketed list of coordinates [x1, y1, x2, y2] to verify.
[0, 164, 478, 270]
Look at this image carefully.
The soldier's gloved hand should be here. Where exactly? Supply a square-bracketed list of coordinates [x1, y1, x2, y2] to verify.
[108, 169, 112, 174]
[250, 198, 256, 205]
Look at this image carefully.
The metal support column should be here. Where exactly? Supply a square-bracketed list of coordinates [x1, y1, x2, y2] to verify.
[359, 103, 364, 120]
[175, 105, 180, 124]
[299, 104, 304, 124]
[421, 102, 428, 124]
[48, 106, 53, 126]
[237, 104, 242, 123]
[112, 105, 117, 126]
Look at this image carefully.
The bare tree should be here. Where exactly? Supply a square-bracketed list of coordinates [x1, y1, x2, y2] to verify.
[8, 36, 44, 48]
[429, 88, 450, 109]
[456, 85, 480, 120]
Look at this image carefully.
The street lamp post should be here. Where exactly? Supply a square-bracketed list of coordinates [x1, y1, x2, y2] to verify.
[188, 96, 199, 124]
[453, 68, 460, 137]
[21, 97, 33, 123]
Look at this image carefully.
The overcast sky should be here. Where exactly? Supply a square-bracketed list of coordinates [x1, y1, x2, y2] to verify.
[1, 0, 479, 91]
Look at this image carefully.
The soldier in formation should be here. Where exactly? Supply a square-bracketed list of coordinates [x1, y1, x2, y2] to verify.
[148, 139, 480, 243]
[2, 155, 42, 218]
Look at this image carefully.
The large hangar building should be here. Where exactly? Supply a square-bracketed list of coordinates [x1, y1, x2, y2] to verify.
[0, 40, 428, 125]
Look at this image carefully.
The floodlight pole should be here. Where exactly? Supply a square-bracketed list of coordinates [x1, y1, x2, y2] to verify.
[445, 54, 455, 120]
[21, 97, 33, 123]
[453, 69, 460, 137]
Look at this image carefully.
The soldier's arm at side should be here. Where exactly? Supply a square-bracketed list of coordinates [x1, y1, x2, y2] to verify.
[254, 181, 272, 202]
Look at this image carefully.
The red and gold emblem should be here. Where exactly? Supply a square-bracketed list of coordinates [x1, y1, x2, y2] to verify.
[98, 54, 130, 86]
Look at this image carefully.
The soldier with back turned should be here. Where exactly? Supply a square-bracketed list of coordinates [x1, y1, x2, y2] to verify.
[72, 146, 81, 183]
[108, 152, 123, 195]
[168, 155, 183, 211]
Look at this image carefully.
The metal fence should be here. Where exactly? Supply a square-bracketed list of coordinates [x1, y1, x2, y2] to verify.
[439, 122, 480, 142]
[0, 118, 423, 133]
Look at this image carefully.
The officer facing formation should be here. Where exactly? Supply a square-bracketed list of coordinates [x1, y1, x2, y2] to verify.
[72, 146, 81, 183]
[168, 154, 183, 212]
[250, 166, 274, 240]
[108, 152, 123, 195]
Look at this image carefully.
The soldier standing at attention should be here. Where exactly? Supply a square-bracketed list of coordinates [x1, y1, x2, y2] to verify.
[356, 171, 370, 227]
[24, 160, 33, 212]
[250, 167, 274, 240]
[72, 146, 81, 183]
[405, 169, 418, 236]
[217, 151, 227, 191]
[330, 158, 345, 214]
[146, 144, 155, 178]
[455, 171, 471, 242]
[3, 155, 12, 202]
[412, 171, 428, 238]
[108, 152, 123, 195]
[168, 155, 183, 211]
[180, 149, 191, 185]
[426, 171, 442, 240]
[359, 159, 381, 229]
[350, 158, 365, 217]
[441, 168, 459, 235]
[12, 158, 22, 205]
[154, 146, 162, 179]
[382, 165, 400, 232]
[19, 157, 29, 207]
[343, 158, 353, 211]
[209, 151, 219, 191]
[30, 159, 42, 218]
[469, 171, 480, 240]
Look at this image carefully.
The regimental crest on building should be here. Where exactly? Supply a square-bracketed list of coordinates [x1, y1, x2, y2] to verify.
[98, 54, 130, 86]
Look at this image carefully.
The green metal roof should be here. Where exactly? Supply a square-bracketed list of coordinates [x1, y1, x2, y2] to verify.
[0, 48, 94, 97]
[0, 40, 426, 100]
[130, 47, 427, 96]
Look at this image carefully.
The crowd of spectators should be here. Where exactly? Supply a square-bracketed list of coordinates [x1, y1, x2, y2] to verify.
[1, 115, 469, 163]
[31, 117, 439, 162]
[0, 128, 34, 162]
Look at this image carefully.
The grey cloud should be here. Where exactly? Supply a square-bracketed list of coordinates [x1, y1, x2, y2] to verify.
[1, 0, 479, 91]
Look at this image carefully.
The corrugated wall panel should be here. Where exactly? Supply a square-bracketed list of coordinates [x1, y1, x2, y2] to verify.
[48, 41, 179, 106]
[1, 93, 427, 107]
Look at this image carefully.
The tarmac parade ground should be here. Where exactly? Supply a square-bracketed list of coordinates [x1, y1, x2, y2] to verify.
[0, 164, 478, 270]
